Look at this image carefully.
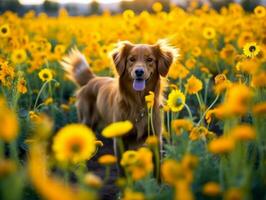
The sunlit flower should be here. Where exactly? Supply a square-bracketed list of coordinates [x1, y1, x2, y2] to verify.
[123, 188, 145, 200]
[84, 173, 103, 189]
[172, 119, 193, 135]
[0, 159, 16, 177]
[0, 24, 10, 38]
[38, 68, 53, 82]
[17, 77, 28, 94]
[189, 126, 208, 141]
[224, 188, 243, 200]
[230, 124, 256, 141]
[203, 182, 221, 196]
[167, 90, 186, 112]
[52, 124, 96, 163]
[152, 2, 163, 13]
[145, 135, 159, 146]
[254, 5, 265, 18]
[102, 121, 133, 138]
[243, 42, 260, 58]
[0, 99, 18, 142]
[203, 27, 216, 39]
[145, 91, 154, 109]
[208, 136, 235, 154]
[98, 154, 117, 165]
[120, 150, 139, 167]
[186, 75, 203, 94]
[252, 72, 266, 88]
[11, 49, 27, 64]
[252, 102, 266, 115]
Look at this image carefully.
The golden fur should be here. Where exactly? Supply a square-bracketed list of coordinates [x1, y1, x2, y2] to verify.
[60, 40, 178, 149]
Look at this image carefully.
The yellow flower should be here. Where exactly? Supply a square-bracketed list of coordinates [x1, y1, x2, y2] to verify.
[161, 159, 186, 185]
[29, 144, 95, 200]
[202, 182, 221, 196]
[52, 124, 96, 163]
[38, 68, 53, 82]
[192, 46, 202, 57]
[145, 91, 154, 109]
[181, 154, 198, 170]
[186, 75, 203, 94]
[214, 74, 231, 94]
[98, 154, 117, 165]
[224, 188, 243, 200]
[152, 2, 163, 13]
[208, 136, 235, 154]
[189, 126, 208, 141]
[0, 159, 16, 177]
[205, 109, 216, 124]
[243, 42, 260, 58]
[130, 147, 153, 180]
[145, 135, 159, 146]
[168, 62, 189, 79]
[230, 124, 256, 141]
[44, 97, 53, 105]
[120, 150, 139, 167]
[84, 173, 103, 189]
[254, 5, 265, 18]
[11, 49, 27, 64]
[203, 27, 216, 40]
[0, 24, 10, 38]
[121, 148, 153, 180]
[123, 189, 145, 200]
[167, 90, 186, 112]
[0, 100, 18, 142]
[17, 77, 27, 94]
[253, 102, 266, 115]
[102, 121, 133, 138]
[172, 119, 193, 135]
[54, 44, 66, 55]
[123, 9, 135, 19]
[252, 72, 266, 88]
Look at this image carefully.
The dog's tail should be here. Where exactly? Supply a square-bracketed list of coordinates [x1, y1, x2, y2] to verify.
[60, 48, 95, 86]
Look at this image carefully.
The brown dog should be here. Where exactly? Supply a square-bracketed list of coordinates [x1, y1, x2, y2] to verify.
[60, 40, 177, 150]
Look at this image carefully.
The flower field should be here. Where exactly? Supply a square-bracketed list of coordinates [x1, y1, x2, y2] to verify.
[0, 2, 266, 200]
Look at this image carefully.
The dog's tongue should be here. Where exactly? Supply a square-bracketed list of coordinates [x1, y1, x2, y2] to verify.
[133, 79, 145, 91]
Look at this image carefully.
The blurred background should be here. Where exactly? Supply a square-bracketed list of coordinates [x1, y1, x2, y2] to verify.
[0, 0, 265, 16]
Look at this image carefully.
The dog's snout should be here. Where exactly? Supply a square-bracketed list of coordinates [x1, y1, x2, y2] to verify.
[135, 68, 144, 78]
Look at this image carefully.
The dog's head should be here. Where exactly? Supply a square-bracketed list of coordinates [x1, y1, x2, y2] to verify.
[111, 40, 178, 91]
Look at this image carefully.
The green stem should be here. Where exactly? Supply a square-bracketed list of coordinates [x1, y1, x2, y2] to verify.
[33, 80, 49, 110]
[117, 138, 124, 155]
[197, 95, 219, 126]
[184, 103, 193, 122]
[154, 146, 160, 180]
[9, 140, 19, 163]
[0, 140, 5, 158]
[150, 108, 155, 135]
[103, 166, 111, 183]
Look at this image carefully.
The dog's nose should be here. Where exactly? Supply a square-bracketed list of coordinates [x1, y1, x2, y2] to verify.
[135, 68, 144, 78]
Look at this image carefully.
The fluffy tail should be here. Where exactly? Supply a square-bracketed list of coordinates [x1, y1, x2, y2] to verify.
[60, 48, 95, 86]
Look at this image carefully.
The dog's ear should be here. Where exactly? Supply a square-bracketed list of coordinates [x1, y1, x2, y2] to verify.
[153, 40, 178, 77]
[111, 41, 133, 76]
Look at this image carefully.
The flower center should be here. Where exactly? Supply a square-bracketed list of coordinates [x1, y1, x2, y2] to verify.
[249, 46, 256, 52]
[175, 98, 183, 106]
[43, 73, 49, 79]
[1, 28, 7, 34]
[71, 143, 81, 153]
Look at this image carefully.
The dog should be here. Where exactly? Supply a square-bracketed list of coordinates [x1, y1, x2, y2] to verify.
[60, 40, 177, 150]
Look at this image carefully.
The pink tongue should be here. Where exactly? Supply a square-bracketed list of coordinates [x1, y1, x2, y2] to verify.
[133, 79, 145, 91]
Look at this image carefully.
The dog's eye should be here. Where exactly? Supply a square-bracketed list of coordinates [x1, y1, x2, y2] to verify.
[129, 57, 136, 62]
[146, 58, 153, 62]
